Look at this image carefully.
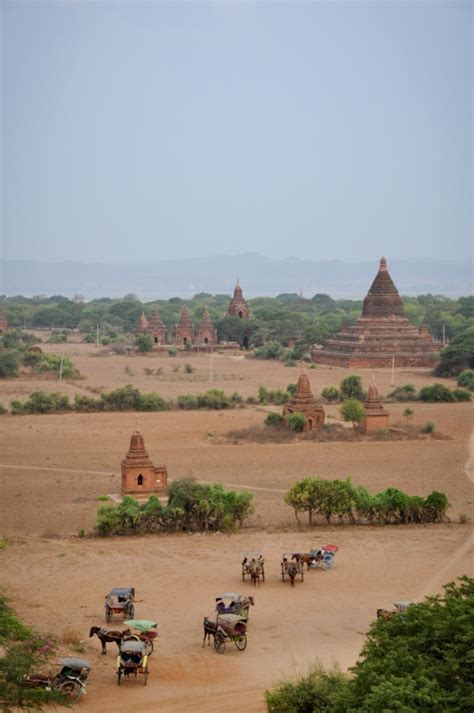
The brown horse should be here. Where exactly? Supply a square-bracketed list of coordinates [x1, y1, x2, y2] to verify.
[376, 609, 395, 622]
[282, 558, 303, 587]
[202, 617, 218, 647]
[89, 626, 130, 654]
[248, 559, 262, 588]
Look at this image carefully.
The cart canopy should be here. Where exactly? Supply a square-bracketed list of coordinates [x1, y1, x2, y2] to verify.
[60, 658, 91, 670]
[124, 619, 157, 632]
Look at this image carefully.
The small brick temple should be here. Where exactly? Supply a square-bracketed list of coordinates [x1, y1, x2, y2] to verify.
[359, 376, 389, 433]
[121, 429, 168, 496]
[283, 364, 325, 430]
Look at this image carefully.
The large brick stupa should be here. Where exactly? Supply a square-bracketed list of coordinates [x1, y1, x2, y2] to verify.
[312, 257, 441, 368]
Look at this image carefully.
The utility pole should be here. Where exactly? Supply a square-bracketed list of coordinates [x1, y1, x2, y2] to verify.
[59, 352, 64, 380]
[442, 324, 446, 345]
[96, 323, 100, 347]
[209, 349, 213, 384]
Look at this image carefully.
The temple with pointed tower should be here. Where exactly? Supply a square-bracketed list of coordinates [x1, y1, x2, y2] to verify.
[148, 305, 167, 345]
[358, 376, 389, 433]
[312, 257, 441, 368]
[283, 364, 325, 430]
[135, 311, 149, 335]
[175, 305, 195, 346]
[227, 279, 250, 319]
[121, 427, 168, 496]
[196, 305, 217, 345]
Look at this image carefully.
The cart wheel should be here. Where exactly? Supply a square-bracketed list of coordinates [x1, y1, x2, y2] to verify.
[262, 566, 265, 582]
[144, 667, 148, 686]
[242, 569, 245, 582]
[128, 604, 135, 618]
[214, 633, 226, 654]
[144, 640, 154, 655]
[105, 608, 111, 623]
[55, 680, 82, 704]
[281, 565, 285, 581]
[234, 634, 247, 651]
[323, 555, 334, 570]
[117, 669, 122, 686]
[301, 568, 304, 581]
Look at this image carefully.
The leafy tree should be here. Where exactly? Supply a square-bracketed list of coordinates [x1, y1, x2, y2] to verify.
[135, 333, 154, 353]
[0, 350, 19, 378]
[340, 375, 364, 400]
[266, 663, 348, 713]
[340, 399, 365, 426]
[452, 388, 471, 402]
[434, 327, 474, 376]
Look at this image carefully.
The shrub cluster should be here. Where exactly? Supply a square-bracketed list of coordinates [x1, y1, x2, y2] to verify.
[265, 577, 474, 712]
[457, 368, 474, 391]
[0, 593, 63, 710]
[285, 477, 450, 525]
[258, 385, 292, 405]
[388, 382, 471, 403]
[177, 389, 242, 410]
[0, 346, 79, 379]
[96, 480, 254, 536]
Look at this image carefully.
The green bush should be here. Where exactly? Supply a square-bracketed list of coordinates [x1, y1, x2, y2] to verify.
[421, 421, 436, 433]
[137, 393, 171, 411]
[36, 353, 79, 378]
[457, 369, 474, 391]
[135, 333, 154, 353]
[167, 347, 178, 357]
[321, 386, 340, 402]
[10, 391, 71, 415]
[419, 383, 454, 402]
[452, 388, 472, 402]
[340, 374, 364, 400]
[0, 403, 6, 414]
[21, 350, 42, 367]
[0, 350, 19, 378]
[388, 384, 417, 401]
[266, 663, 348, 713]
[265, 412, 285, 427]
[287, 383, 297, 396]
[287, 412, 307, 432]
[177, 394, 197, 410]
[95, 481, 254, 536]
[252, 341, 285, 360]
[184, 363, 193, 374]
[82, 333, 95, 343]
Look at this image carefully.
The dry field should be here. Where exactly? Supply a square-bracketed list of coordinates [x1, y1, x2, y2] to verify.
[0, 347, 473, 712]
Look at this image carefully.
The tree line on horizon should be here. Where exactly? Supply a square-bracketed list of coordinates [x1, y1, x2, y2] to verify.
[1, 293, 472, 352]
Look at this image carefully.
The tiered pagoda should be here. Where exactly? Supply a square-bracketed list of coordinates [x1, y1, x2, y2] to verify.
[283, 364, 325, 430]
[121, 428, 168, 496]
[175, 305, 195, 346]
[359, 376, 389, 433]
[196, 305, 217, 345]
[148, 305, 167, 345]
[227, 279, 250, 319]
[312, 257, 441, 367]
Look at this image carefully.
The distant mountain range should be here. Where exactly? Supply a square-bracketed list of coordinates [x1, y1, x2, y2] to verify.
[0, 255, 471, 299]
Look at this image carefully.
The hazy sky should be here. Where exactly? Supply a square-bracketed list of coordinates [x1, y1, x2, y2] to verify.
[2, 0, 472, 263]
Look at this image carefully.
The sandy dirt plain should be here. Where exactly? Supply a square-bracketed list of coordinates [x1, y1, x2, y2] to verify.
[0, 343, 473, 712]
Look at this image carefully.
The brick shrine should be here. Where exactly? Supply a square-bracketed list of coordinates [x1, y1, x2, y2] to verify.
[196, 305, 217, 345]
[283, 364, 325, 430]
[227, 279, 250, 320]
[121, 428, 168, 496]
[358, 377, 389, 433]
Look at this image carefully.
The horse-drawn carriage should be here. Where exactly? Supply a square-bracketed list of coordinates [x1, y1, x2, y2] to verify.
[124, 619, 158, 655]
[242, 551, 265, 584]
[281, 553, 304, 586]
[116, 640, 149, 686]
[215, 593, 254, 620]
[23, 658, 91, 704]
[105, 587, 135, 623]
[292, 544, 339, 571]
[203, 614, 248, 654]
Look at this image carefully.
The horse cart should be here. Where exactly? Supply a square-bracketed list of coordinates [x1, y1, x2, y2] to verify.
[124, 619, 158, 655]
[377, 600, 414, 621]
[215, 593, 254, 620]
[105, 587, 135, 623]
[306, 544, 339, 570]
[242, 551, 265, 583]
[281, 553, 304, 586]
[213, 614, 248, 654]
[116, 640, 149, 686]
[23, 658, 91, 704]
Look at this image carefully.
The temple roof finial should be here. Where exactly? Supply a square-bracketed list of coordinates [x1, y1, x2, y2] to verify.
[380, 256, 388, 271]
